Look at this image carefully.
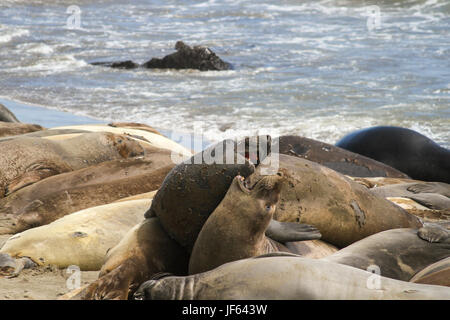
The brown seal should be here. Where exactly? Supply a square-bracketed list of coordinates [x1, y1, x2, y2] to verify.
[276, 135, 409, 178]
[0, 132, 144, 198]
[246, 154, 423, 248]
[0, 151, 174, 234]
[145, 137, 269, 251]
[189, 174, 321, 274]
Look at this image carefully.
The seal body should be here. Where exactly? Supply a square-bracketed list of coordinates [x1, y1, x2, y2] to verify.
[335, 126, 450, 183]
[189, 174, 321, 274]
[323, 226, 450, 281]
[410, 257, 450, 287]
[247, 154, 422, 248]
[146, 139, 257, 251]
[0, 152, 174, 234]
[0, 132, 145, 197]
[62, 217, 189, 300]
[47, 124, 192, 157]
[0, 198, 154, 271]
[276, 135, 408, 178]
[136, 256, 450, 300]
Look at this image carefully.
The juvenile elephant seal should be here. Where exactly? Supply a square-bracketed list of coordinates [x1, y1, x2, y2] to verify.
[323, 225, 450, 281]
[61, 217, 189, 300]
[0, 132, 144, 197]
[0, 122, 44, 138]
[0, 198, 155, 271]
[135, 255, 450, 300]
[336, 126, 450, 183]
[246, 154, 422, 248]
[189, 174, 321, 274]
[0, 152, 174, 234]
[0, 103, 19, 123]
[276, 135, 408, 178]
[410, 257, 450, 287]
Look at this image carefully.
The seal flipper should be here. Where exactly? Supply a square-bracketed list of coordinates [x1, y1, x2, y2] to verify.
[407, 182, 450, 198]
[265, 220, 321, 243]
[408, 193, 450, 211]
[0, 253, 36, 278]
[417, 224, 449, 243]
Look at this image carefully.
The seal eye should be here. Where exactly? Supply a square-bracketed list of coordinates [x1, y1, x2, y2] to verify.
[265, 204, 274, 212]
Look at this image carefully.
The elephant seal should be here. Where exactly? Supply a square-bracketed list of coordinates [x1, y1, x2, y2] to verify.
[246, 154, 422, 248]
[335, 126, 450, 183]
[189, 174, 321, 274]
[323, 225, 450, 281]
[0, 198, 155, 271]
[350, 177, 419, 188]
[0, 122, 44, 138]
[145, 137, 268, 251]
[47, 124, 192, 157]
[0, 103, 19, 123]
[61, 217, 189, 300]
[410, 257, 450, 287]
[0, 132, 144, 197]
[0, 152, 174, 234]
[370, 182, 450, 210]
[0, 253, 35, 277]
[276, 135, 408, 178]
[135, 255, 450, 300]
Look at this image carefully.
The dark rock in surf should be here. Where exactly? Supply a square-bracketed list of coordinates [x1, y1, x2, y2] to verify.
[91, 60, 139, 69]
[142, 41, 231, 71]
[90, 41, 231, 72]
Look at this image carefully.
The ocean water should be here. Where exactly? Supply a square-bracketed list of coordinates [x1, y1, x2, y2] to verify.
[0, 0, 449, 147]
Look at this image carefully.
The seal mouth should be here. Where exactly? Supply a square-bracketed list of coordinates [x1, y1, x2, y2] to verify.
[236, 175, 252, 194]
[236, 173, 283, 205]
